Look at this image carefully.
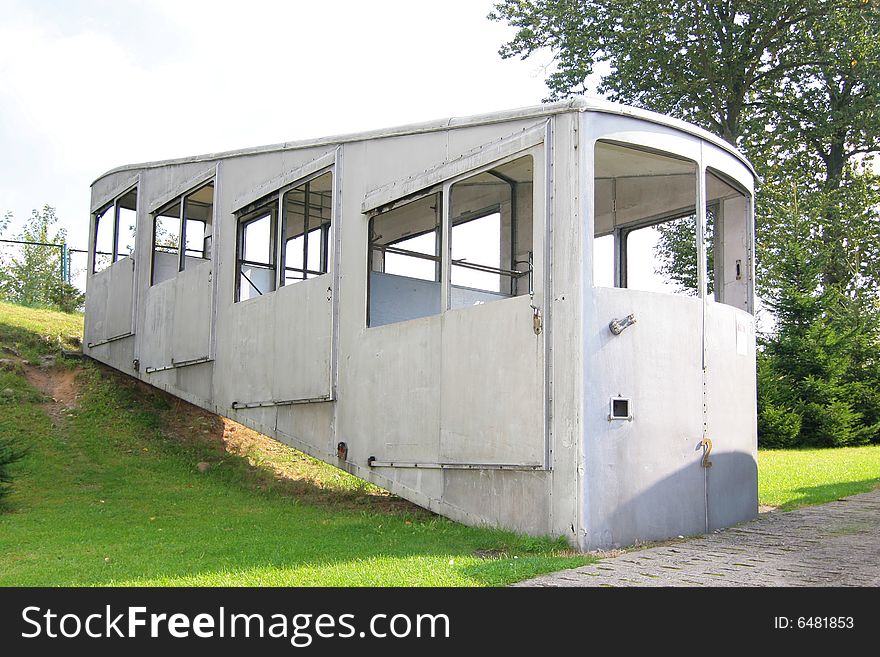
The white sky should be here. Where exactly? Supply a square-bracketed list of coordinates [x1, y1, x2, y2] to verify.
[0, 0, 558, 272]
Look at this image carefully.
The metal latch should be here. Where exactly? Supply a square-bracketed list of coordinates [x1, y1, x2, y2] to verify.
[532, 305, 543, 335]
[609, 313, 636, 335]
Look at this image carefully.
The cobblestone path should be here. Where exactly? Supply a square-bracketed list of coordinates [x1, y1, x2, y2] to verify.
[515, 490, 880, 587]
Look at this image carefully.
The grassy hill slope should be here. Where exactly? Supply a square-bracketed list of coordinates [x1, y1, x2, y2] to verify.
[0, 301, 589, 586]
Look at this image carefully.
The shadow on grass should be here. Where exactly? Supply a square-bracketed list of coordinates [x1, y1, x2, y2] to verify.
[776, 478, 880, 511]
[94, 360, 429, 518]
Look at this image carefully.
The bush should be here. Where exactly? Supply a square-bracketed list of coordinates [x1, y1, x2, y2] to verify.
[48, 281, 85, 314]
[757, 249, 880, 448]
[757, 400, 802, 448]
[0, 206, 84, 313]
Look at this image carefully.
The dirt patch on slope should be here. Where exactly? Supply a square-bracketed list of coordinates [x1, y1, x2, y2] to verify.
[23, 364, 80, 425]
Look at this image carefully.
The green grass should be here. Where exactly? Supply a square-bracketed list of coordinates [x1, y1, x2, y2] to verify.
[758, 445, 880, 510]
[0, 300, 83, 363]
[0, 302, 591, 586]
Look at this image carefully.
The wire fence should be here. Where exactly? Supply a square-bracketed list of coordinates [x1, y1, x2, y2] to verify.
[0, 239, 89, 294]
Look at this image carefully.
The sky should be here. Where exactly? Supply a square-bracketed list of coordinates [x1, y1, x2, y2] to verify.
[0, 0, 698, 301]
[0, 0, 558, 273]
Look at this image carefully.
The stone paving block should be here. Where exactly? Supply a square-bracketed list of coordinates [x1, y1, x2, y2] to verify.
[513, 489, 880, 588]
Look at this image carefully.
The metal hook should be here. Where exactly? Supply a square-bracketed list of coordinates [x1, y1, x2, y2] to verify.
[609, 313, 636, 335]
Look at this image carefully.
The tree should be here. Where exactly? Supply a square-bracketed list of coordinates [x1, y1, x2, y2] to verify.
[0, 205, 84, 313]
[491, 0, 880, 446]
[491, 0, 880, 292]
[491, 1, 839, 143]
[757, 192, 880, 447]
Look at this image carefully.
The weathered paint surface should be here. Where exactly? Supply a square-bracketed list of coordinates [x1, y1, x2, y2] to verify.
[84, 100, 757, 550]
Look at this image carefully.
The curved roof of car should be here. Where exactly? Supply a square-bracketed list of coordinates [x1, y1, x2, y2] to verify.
[93, 96, 754, 184]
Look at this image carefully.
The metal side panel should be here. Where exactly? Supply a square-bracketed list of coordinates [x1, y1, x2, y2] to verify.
[439, 295, 544, 465]
[348, 316, 442, 464]
[84, 270, 109, 345]
[271, 275, 333, 401]
[704, 302, 758, 530]
[171, 260, 213, 363]
[104, 258, 135, 339]
[225, 296, 276, 406]
[141, 281, 176, 370]
[585, 288, 706, 548]
[276, 403, 334, 456]
[441, 469, 551, 535]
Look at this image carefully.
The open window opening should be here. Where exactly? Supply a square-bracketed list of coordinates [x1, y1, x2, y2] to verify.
[151, 199, 181, 286]
[368, 192, 442, 327]
[235, 203, 276, 302]
[150, 181, 214, 285]
[593, 141, 698, 295]
[367, 153, 536, 327]
[151, 181, 216, 286]
[115, 188, 138, 262]
[182, 182, 214, 269]
[449, 155, 533, 309]
[281, 171, 332, 286]
[623, 213, 698, 294]
[94, 205, 115, 274]
[706, 168, 752, 311]
[92, 186, 138, 274]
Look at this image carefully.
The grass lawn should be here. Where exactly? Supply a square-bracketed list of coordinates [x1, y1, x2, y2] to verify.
[0, 302, 591, 586]
[3, 302, 880, 586]
[758, 446, 880, 510]
[0, 301, 83, 363]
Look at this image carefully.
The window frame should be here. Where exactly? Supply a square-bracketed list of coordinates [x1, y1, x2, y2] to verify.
[92, 201, 116, 274]
[366, 189, 443, 327]
[150, 178, 216, 286]
[618, 206, 697, 291]
[150, 197, 182, 286]
[232, 166, 336, 303]
[92, 184, 138, 275]
[592, 139, 702, 296]
[449, 204, 508, 295]
[704, 165, 753, 309]
[279, 170, 334, 287]
[366, 147, 540, 328]
[180, 180, 216, 271]
[444, 151, 536, 309]
[235, 204, 277, 302]
[369, 191, 443, 282]
[386, 225, 443, 281]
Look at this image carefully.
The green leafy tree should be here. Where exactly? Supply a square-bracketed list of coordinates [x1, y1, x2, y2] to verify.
[758, 219, 880, 445]
[0, 205, 84, 312]
[490, 0, 879, 285]
[490, 0, 838, 143]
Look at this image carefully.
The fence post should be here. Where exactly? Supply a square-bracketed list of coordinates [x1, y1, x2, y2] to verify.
[61, 242, 69, 284]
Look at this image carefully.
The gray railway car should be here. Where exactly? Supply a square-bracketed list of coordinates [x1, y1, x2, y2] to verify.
[85, 98, 757, 549]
